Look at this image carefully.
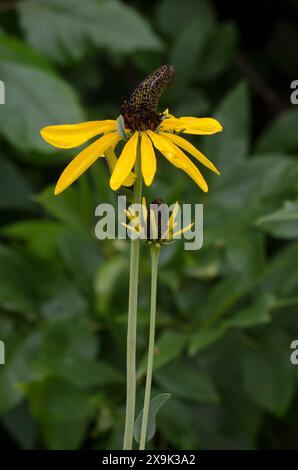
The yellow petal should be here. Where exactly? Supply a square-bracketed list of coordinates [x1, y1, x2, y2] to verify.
[41, 120, 116, 149]
[160, 132, 220, 175]
[110, 132, 139, 191]
[160, 117, 222, 135]
[141, 132, 156, 186]
[105, 146, 136, 187]
[55, 132, 120, 195]
[172, 222, 194, 238]
[147, 131, 208, 192]
[141, 196, 148, 221]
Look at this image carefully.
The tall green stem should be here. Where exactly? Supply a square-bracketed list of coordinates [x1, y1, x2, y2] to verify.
[123, 139, 142, 450]
[139, 245, 160, 450]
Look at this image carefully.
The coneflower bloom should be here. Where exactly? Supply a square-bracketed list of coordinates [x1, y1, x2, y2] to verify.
[40, 65, 222, 195]
[123, 197, 194, 247]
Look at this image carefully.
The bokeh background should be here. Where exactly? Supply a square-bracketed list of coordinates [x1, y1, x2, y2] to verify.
[0, 0, 298, 450]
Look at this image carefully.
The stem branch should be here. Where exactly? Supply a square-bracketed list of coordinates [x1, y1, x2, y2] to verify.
[139, 246, 160, 450]
[123, 139, 142, 450]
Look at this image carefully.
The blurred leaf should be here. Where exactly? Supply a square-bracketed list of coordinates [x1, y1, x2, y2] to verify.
[26, 378, 94, 423]
[1, 402, 38, 449]
[202, 81, 250, 171]
[32, 318, 98, 382]
[2, 220, 64, 260]
[36, 186, 89, 235]
[172, 88, 210, 116]
[256, 109, 298, 154]
[94, 256, 126, 314]
[155, 362, 219, 404]
[18, 0, 162, 64]
[0, 244, 37, 317]
[200, 274, 256, 326]
[243, 329, 294, 417]
[0, 331, 41, 414]
[189, 324, 227, 356]
[157, 0, 215, 38]
[198, 22, 238, 81]
[134, 393, 171, 443]
[138, 330, 188, 377]
[58, 231, 102, 295]
[158, 396, 199, 449]
[225, 232, 266, 277]
[0, 157, 35, 211]
[226, 293, 276, 328]
[264, 241, 298, 297]
[256, 200, 298, 239]
[43, 419, 88, 450]
[209, 155, 294, 213]
[170, 17, 213, 87]
[0, 34, 84, 154]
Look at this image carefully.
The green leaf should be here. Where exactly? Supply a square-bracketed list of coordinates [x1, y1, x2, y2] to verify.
[94, 256, 127, 314]
[134, 393, 171, 443]
[26, 378, 94, 423]
[226, 293, 276, 328]
[0, 331, 41, 414]
[138, 331, 187, 378]
[169, 17, 213, 87]
[18, 0, 162, 64]
[189, 324, 227, 356]
[43, 419, 88, 450]
[256, 200, 298, 239]
[155, 362, 219, 404]
[199, 274, 256, 326]
[157, 0, 215, 38]
[0, 244, 37, 317]
[256, 109, 298, 153]
[32, 318, 99, 382]
[198, 22, 238, 81]
[0, 157, 35, 211]
[2, 220, 64, 260]
[36, 186, 88, 234]
[58, 231, 102, 296]
[202, 81, 250, 171]
[0, 34, 84, 154]
[265, 241, 298, 297]
[243, 329, 294, 417]
[1, 402, 38, 449]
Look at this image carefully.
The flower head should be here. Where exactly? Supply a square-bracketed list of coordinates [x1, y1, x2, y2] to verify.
[40, 65, 222, 195]
[123, 197, 194, 248]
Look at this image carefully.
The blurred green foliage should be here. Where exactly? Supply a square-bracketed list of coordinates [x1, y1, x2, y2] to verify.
[0, 0, 298, 450]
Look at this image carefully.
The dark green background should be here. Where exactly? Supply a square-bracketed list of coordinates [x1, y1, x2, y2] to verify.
[0, 0, 298, 450]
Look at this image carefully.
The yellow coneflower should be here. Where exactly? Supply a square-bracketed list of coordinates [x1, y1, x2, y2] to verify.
[123, 197, 193, 246]
[40, 65, 222, 196]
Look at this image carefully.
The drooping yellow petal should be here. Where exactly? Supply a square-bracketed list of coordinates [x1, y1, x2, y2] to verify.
[172, 222, 194, 238]
[141, 132, 156, 186]
[161, 132, 220, 175]
[105, 146, 136, 187]
[55, 132, 120, 195]
[141, 196, 148, 221]
[147, 131, 208, 192]
[110, 132, 139, 191]
[168, 201, 180, 232]
[160, 117, 222, 135]
[41, 120, 116, 149]
[149, 208, 158, 240]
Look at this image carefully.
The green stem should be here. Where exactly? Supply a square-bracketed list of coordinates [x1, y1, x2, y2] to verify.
[123, 139, 142, 450]
[139, 245, 160, 450]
